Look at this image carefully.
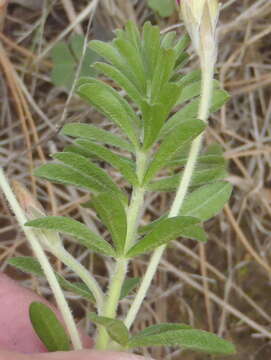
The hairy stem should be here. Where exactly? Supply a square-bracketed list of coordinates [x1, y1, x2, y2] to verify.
[44, 242, 104, 313]
[0, 168, 82, 350]
[124, 59, 215, 330]
[96, 152, 148, 349]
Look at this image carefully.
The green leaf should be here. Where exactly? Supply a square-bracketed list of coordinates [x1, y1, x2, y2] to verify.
[139, 217, 207, 243]
[176, 80, 219, 106]
[151, 48, 176, 101]
[139, 215, 167, 234]
[88, 313, 129, 346]
[9, 257, 95, 302]
[142, 102, 165, 150]
[120, 277, 141, 300]
[34, 163, 106, 194]
[157, 82, 183, 119]
[51, 43, 75, 88]
[180, 182, 233, 221]
[147, 0, 176, 17]
[143, 83, 183, 149]
[61, 123, 134, 152]
[177, 225, 208, 242]
[52, 152, 124, 201]
[174, 34, 190, 56]
[56, 277, 95, 302]
[71, 35, 99, 79]
[204, 143, 224, 156]
[9, 256, 44, 277]
[177, 69, 201, 87]
[161, 31, 177, 49]
[176, 80, 201, 104]
[210, 89, 230, 112]
[51, 35, 98, 89]
[191, 166, 228, 187]
[147, 166, 227, 192]
[168, 155, 225, 169]
[142, 22, 161, 80]
[124, 21, 141, 50]
[89, 40, 140, 92]
[144, 119, 206, 184]
[29, 302, 70, 352]
[126, 216, 200, 257]
[77, 79, 139, 146]
[113, 38, 146, 93]
[91, 192, 127, 255]
[133, 323, 192, 337]
[168, 144, 226, 168]
[75, 139, 138, 186]
[93, 62, 144, 109]
[63, 144, 96, 158]
[25, 216, 115, 257]
[128, 327, 235, 355]
[175, 52, 189, 71]
[160, 89, 229, 138]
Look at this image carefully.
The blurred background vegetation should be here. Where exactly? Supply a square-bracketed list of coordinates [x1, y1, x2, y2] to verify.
[0, 1, 271, 359]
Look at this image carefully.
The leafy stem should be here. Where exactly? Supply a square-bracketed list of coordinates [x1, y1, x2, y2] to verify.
[96, 151, 148, 349]
[43, 241, 104, 313]
[7, 21, 235, 356]
[124, 54, 215, 330]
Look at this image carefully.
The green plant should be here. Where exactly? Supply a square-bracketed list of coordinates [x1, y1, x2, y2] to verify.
[147, 0, 176, 17]
[1, 17, 235, 357]
[51, 34, 99, 89]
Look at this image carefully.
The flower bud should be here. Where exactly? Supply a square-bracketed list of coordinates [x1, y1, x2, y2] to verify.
[12, 180, 61, 246]
[12, 180, 45, 220]
[179, 0, 220, 63]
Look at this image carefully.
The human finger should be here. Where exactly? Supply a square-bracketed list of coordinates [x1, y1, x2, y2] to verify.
[0, 273, 92, 353]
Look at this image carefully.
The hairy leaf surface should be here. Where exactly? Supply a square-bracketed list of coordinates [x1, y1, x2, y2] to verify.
[126, 216, 200, 257]
[88, 313, 129, 346]
[25, 217, 115, 257]
[91, 192, 127, 254]
[180, 182, 233, 221]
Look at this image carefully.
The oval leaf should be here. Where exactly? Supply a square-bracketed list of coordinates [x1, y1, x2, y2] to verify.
[88, 313, 129, 346]
[126, 216, 199, 258]
[128, 328, 235, 355]
[94, 62, 144, 109]
[77, 79, 139, 146]
[61, 123, 134, 152]
[9, 256, 95, 302]
[34, 163, 105, 194]
[29, 302, 70, 352]
[160, 89, 229, 138]
[180, 182, 233, 221]
[147, 166, 227, 192]
[25, 216, 115, 257]
[75, 139, 138, 186]
[52, 152, 124, 201]
[120, 277, 141, 300]
[144, 119, 205, 184]
[89, 40, 140, 90]
[114, 37, 146, 92]
[134, 323, 192, 337]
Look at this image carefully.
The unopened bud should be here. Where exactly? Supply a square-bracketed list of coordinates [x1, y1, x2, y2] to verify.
[179, 0, 220, 64]
[12, 180, 45, 220]
[12, 181, 61, 246]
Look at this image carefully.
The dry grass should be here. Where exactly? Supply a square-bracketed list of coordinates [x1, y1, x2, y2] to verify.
[0, 1, 271, 359]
